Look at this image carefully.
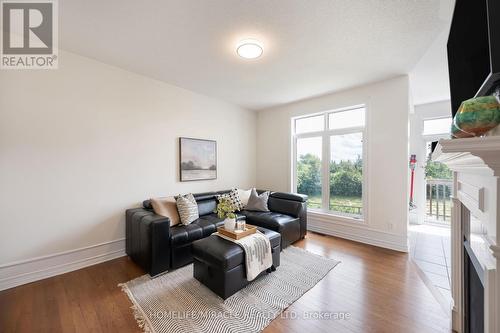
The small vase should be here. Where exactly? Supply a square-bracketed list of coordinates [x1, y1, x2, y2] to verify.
[454, 96, 500, 137]
[224, 217, 236, 231]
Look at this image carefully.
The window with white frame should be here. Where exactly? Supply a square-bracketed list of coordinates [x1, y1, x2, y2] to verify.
[292, 106, 366, 219]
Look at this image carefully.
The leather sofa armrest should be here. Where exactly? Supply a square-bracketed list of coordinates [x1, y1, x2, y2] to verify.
[270, 192, 308, 202]
[267, 192, 308, 239]
[125, 208, 171, 276]
[150, 216, 171, 276]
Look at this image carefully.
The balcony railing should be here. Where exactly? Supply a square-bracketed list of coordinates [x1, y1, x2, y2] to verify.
[330, 204, 362, 215]
[426, 178, 452, 224]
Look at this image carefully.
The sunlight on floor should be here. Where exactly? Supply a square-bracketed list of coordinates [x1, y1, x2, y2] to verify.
[409, 224, 452, 309]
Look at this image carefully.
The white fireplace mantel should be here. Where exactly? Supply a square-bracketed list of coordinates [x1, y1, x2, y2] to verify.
[433, 136, 500, 333]
[433, 136, 500, 177]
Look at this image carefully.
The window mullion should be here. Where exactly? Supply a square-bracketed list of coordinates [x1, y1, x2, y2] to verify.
[321, 113, 329, 211]
[292, 136, 297, 192]
[323, 133, 330, 211]
[326, 126, 364, 136]
[362, 130, 367, 218]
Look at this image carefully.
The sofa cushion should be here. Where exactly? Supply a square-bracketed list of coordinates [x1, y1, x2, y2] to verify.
[193, 192, 218, 201]
[268, 196, 304, 218]
[193, 213, 247, 236]
[241, 211, 298, 231]
[170, 213, 230, 245]
[201, 213, 226, 227]
[197, 198, 217, 216]
[242, 211, 301, 248]
[170, 223, 204, 246]
[193, 218, 219, 237]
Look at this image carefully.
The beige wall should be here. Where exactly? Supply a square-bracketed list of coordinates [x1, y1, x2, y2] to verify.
[256, 76, 410, 251]
[0, 51, 256, 264]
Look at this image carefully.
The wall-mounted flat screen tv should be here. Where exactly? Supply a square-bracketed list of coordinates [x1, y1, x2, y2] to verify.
[447, 0, 500, 117]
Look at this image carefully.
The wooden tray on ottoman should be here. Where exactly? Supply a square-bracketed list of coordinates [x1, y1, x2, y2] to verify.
[217, 224, 257, 240]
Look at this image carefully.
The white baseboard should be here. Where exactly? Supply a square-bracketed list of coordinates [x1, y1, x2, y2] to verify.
[308, 215, 408, 252]
[0, 239, 126, 291]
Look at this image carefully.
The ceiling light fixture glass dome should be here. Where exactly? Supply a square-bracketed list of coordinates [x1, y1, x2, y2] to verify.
[236, 39, 263, 59]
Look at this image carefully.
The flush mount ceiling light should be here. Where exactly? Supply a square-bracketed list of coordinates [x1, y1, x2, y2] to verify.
[236, 39, 263, 59]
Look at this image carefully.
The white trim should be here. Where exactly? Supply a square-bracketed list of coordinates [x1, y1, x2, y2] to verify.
[309, 209, 365, 224]
[290, 117, 296, 192]
[433, 136, 500, 176]
[293, 126, 365, 139]
[434, 138, 500, 333]
[422, 133, 450, 144]
[308, 213, 408, 252]
[322, 115, 329, 209]
[421, 116, 452, 138]
[450, 196, 463, 333]
[292, 103, 366, 123]
[0, 238, 126, 291]
[457, 179, 486, 220]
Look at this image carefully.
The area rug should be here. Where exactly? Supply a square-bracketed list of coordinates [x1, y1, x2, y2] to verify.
[119, 246, 339, 333]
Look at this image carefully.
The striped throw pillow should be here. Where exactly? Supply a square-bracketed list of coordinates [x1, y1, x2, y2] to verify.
[176, 193, 199, 225]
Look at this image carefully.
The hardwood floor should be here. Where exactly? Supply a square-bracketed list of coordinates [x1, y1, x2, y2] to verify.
[0, 232, 452, 333]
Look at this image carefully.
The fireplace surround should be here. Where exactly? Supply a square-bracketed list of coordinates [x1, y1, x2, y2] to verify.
[433, 136, 500, 333]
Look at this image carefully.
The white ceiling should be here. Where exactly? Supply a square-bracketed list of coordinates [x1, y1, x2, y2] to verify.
[60, 0, 454, 110]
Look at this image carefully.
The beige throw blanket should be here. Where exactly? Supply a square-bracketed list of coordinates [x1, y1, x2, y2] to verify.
[215, 231, 273, 281]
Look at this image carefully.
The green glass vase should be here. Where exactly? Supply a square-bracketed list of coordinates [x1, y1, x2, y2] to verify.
[454, 96, 500, 137]
[451, 122, 474, 138]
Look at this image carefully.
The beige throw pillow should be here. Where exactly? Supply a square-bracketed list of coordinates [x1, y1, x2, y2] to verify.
[237, 188, 252, 208]
[150, 197, 181, 227]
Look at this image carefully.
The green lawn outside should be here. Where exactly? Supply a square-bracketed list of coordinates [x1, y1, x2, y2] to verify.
[306, 194, 450, 221]
[307, 195, 362, 215]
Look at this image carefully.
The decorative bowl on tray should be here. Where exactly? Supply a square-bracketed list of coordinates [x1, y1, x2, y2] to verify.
[454, 95, 500, 137]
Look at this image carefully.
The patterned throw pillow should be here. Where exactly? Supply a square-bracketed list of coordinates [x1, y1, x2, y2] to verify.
[176, 193, 199, 225]
[217, 189, 244, 211]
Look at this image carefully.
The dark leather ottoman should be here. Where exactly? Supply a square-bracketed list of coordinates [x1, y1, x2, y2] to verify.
[192, 227, 281, 299]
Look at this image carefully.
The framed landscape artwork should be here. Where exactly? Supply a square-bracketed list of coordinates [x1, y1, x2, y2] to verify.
[179, 137, 217, 181]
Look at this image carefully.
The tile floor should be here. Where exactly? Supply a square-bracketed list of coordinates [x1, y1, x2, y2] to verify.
[409, 223, 453, 308]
